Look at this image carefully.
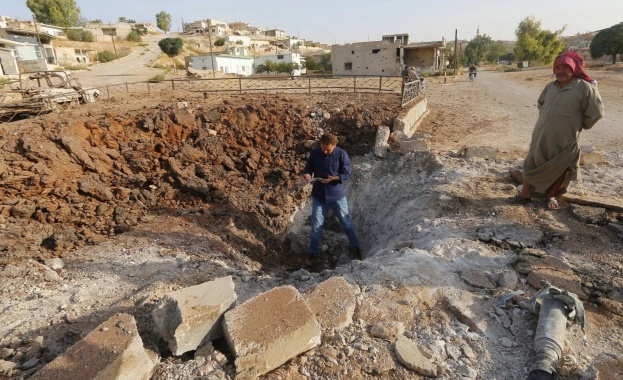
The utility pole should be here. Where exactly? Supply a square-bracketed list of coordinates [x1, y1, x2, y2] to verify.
[181, 17, 184, 33]
[206, 19, 216, 78]
[454, 29, 458, 76]
[32, 14, 48, 63]
[109, 22, 118, 58]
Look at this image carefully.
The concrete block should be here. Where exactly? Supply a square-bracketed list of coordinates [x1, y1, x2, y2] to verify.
[152, 276, 237, 355]
[304, 276, 356, 331]
[176, 101, 188, 110]
[30, 313, 155, 380]
[580, 151, 605, 165]
[374, 126, 391, 158]
[223, 285, 321, 378]
[400, 138, 430, 153]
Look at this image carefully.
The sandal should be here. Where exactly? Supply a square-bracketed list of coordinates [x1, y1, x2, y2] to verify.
[547, 198, 559, 210]
[507, 195, 531, 204]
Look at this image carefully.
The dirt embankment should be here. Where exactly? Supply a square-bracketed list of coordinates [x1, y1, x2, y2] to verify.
[0, 92, 401, 268]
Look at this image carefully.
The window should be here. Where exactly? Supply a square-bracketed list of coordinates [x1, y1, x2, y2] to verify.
[372, 49, 380, 54]
[242, 66, 246, 72]
[344, 62, 352, 70]
[351, 51, 354, 54]
[277, 54, 284, 59]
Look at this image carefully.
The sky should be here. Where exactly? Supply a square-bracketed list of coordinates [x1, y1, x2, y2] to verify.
[3, 0, 623, 44]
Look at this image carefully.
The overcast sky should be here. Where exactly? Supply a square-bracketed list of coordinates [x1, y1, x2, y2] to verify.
[3, 0, 623, 43]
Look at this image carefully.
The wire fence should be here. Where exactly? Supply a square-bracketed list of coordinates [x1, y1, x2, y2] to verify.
[93, 74, 405, 100]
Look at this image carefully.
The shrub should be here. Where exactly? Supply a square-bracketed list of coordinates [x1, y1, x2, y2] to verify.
[126, 29, 142, 43]
[158, 37, 184, 57]
[150, 74, 165, 81]
[504, 67, 521, 72]
[214, 37, 226, 47]
[65, 29, 94, 42]
[97, 50, 116, 63]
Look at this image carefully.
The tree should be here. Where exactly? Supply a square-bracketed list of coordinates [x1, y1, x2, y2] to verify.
[318, 53, 332, 71]
[487, 41, 509, 64]
[155, 11, 172, 33]
[464, 35, 492, 64]
[126, 29, 142, 43]
[65, 28, 94, 42]
[118, 17, 127, 23]
[158, 37, 184, 57]
[304, 56, 318, 70]
[97, 50, 116, 63]
[26, 0, 80, 27]
[90, 18, 103, 24]
[514, 16, 565, 66]
[590, 24, 623, 64]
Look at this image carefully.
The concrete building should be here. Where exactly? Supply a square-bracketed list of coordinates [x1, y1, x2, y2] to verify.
[55, 46, 93, 64]
[186, 53, 254, 76]
[332, 35, 446, 76]
[264, 29, 286, 38]
[226, 35, 251, 46]
[0, 26, 57, 71]
[277, 37, 305, 49]
[84, 22, 134, 40]
[254, 51, 303, 75]
[332, 40, 401, 76]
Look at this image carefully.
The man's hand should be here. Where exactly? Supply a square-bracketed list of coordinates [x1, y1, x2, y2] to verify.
[320, 176, 339, 184]
[303, 173, 311, 182]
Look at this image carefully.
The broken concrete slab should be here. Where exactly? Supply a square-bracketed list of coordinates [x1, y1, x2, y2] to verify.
[394, 336, 439, 377]
[373, 126, 390, 158]
[223, 285, 321, 378]
[569, 204, 608, 225]
[497, 271, 519, 290]
[460, 270, 497, 289]
[580, 151, 605, 166]
[369, 321, 405, 343]
[477, 224, 543, 249]
[30, 313, 155, 380]
[457, 145, 498, 160]
[443, 289, 487, 334]
[400, 138, 430, 153]
[526, 269, 587, 300]
[583, 352, 623, 379]
[597, 297, 623, 317]
[561, 193, 623, 213]
[304, 276, 356, 331]
[152, 276, 237, 356]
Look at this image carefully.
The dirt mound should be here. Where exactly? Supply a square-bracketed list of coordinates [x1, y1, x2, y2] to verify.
[0, 92, 400, 267]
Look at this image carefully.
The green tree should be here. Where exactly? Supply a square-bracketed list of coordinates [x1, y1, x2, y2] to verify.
[90, 18, 103, 24]
[304, 56, 318, 70]
[318, 53, 332, 71]
[464, 35, 492, 65]
[276, 62, 299, 75]
[65, 28, 94, 42]
[486, 41, 509, 64]
[590, 24, 623, 64]
[158, 37, 184, 57]
[118, 17, 127, 23]
[155, 11, 172, 33]
[265, 60, 277, 73]
[26, 0, 81, 27]
[255, 64, 268, 74]
[514, 16, 565, 66]
[214, 37, 226, 47]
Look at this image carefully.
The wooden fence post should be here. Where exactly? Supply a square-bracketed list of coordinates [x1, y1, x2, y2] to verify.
[353, 76, 357, 93]
[239, 78, 242, 93]
[125, 83, 129, 93]
[308, 76, 311, 94]
[171, 80, 175, 90]
[106, 86, 110, 99]
[147, 81, 150, 92]
[378, 76, 382, 93]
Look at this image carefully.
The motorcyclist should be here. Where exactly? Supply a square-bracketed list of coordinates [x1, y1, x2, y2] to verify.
[469, 64, 477, 78]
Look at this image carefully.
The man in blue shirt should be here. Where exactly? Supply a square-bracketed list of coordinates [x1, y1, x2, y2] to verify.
[302, 133, 362, 266]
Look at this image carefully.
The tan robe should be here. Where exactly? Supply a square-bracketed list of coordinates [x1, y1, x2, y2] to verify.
[523, 77, 604, 193]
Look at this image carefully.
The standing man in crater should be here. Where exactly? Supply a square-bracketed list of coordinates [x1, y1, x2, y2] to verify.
[302, 133, 362, 266]
[508, 51, 604, 209]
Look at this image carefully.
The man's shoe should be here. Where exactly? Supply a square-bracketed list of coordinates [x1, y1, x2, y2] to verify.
[304, 254, 318, 267]
[349, 248, 363, 261]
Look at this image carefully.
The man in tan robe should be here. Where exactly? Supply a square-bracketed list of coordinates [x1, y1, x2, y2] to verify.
[509, 51, 604, 209]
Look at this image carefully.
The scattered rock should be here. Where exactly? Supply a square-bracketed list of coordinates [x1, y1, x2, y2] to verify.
[569, 204, 608, 225]
[304, 277, 356, 331]
[369, 321, 405, 342]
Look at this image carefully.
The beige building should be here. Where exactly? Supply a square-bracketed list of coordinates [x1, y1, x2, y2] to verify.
[332, 40, 401, 76]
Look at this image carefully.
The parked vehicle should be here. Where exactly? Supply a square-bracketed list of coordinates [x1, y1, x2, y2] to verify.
[0, 71, 100, 122]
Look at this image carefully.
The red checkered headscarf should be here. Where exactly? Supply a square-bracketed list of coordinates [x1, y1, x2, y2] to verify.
[553, 51, 595, 85]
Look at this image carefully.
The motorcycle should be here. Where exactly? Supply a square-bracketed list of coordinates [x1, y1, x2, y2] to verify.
[469, 69, 477, 81]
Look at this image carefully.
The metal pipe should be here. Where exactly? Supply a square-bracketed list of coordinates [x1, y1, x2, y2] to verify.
[529, 298, 567, 379]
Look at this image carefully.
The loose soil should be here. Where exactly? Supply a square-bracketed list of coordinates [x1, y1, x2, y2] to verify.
[1, 67, 622, 379]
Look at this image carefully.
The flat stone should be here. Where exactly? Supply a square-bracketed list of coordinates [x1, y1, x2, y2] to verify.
[460, 270, 496, 289]
[585, 352, 623, 379]
[223, 285, 321, 378]
[515, 255, 575, 276]
[498, 271, 519, 290]
[374, 126, 390, 158]
[457, 364, 477, 379]
[304, 277, 356, 331]
[443, 289, 487, 334]
[394, 336, 438, 377]
[526, 269, 587, 300]
[569, 204, 608, 225]
[0, 359, 17, 374]
[580, 151, 605, 165]
[458, 145, 498, 159]
[369, 321, 405, 342]
[30, 313, 155, 380]
[400, 138, 430, 153]
[44, 258, 65, 271]
[152, 276, 237, 355]
[598, 298, 623, 317]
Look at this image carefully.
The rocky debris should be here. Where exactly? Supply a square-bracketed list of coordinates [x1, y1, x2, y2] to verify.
[460, 270, 497, 289]
[369, 321, 405, 342]
[303, 276, 357, 331]
[597, 297, 623, 317]
[561, 193, 623, 213]
[508, 167, 524, 184]
[443, 289, 488, 334]
[456, 145, 498, 160]
[400, 137, 430, 153]
[580, 151, 605, 166]
[497, 271, 519, 290]
[477, 224, 543, 249]
[394, 335, 439, 377]
[152, 276, 237, 355]
[569, 204, 609, 225]
[514, 255, 588, 300]
[223, 285, 321, 378]
[43, 258, 65, 270]
[581, 352, 623, 379]
[30, 313, 156, 380]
